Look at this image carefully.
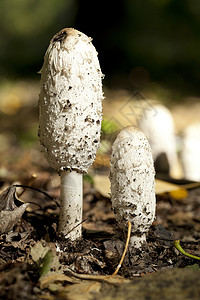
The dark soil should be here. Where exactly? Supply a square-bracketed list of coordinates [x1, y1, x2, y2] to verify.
[0, 174, 200, 299]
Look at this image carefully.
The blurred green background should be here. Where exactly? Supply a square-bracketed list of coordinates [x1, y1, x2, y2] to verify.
[1, 0, 200, 94]
[1, 0, 200, 182]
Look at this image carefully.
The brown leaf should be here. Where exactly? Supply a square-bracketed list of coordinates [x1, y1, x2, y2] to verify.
[0, 186, 17, 211]
[40, 274, 80, 290]
[156, 179, 187, 198]
[0, 203, 29, 234]
[31, 240, 63, 281]
[0, 186, 29, 234]
[58, 281, 101, 300]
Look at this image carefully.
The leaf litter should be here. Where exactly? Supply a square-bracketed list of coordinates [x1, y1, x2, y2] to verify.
[0, 168, 200, 299]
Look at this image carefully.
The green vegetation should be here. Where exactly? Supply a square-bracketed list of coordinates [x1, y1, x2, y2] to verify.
[0, 0, 77, 77]
[1, 0, 200, 94]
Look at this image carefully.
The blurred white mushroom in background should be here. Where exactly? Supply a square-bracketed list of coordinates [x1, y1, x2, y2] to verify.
[139, 103, 180, 178]
[181, 123, 200, 182]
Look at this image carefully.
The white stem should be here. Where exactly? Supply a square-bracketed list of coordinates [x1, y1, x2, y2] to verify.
[129, 234, 146, 249]
[59, 171, 83, 240]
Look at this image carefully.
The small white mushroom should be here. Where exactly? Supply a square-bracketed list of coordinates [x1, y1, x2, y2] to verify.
[38, 28, 103, 240]
[110, 126, 156, 249]
[139, 104, 179, 178]
[181, 123, 200, 181]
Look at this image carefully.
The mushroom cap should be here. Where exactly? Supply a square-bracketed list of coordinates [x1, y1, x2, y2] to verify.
[38, 28, 103, 173]
[110, 126, 156, 236]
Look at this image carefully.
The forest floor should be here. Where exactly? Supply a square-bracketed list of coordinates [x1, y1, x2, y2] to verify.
[0, 81, 200, 299]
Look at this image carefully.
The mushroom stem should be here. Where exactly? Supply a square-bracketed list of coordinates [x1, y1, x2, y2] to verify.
[129, 235, 146, 249]
[59, 171, 83, 240]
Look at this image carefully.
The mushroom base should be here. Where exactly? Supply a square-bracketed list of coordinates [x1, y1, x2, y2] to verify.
[129, 234, 146, 249]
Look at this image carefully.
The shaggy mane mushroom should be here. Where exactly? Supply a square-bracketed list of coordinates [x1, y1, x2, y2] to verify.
[38, 28, 104, 241]
[110, 126, 156, 249]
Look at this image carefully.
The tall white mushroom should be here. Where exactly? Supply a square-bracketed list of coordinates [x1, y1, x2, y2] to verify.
[181, 123, 200, 181]
[38, 28, 103, 241]
[139, 104, 179, 178]
[110, 126, 156, 249]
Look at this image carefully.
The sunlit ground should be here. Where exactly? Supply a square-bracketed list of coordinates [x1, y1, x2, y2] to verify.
[0, 79, 200, 184]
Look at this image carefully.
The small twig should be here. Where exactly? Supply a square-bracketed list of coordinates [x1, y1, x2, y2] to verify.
[14, 184, 59, 206]
[173, 240, 200, 261]
[111, 221, 131, 276]
[59, 217, 90, 239]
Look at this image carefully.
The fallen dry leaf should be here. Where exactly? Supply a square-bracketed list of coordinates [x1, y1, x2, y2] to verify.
[40, 274, 80, 290]
[40, 264, 131, 300]
[156, 179, 188, 197]
[31, 240, 63, 280]
[64, 274, 130, 300]
[0, 186, 29, 234]
[0, 185, 18, 211]
[93, 174, 110, 198]
[0, 204, 29, 234]
[58, 281, 102, 300]
[93, 175, 188, 198]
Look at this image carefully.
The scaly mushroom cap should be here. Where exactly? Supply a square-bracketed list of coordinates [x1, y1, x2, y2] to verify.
[110, 126, 156, 246]
[38, 28, 103, 173]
